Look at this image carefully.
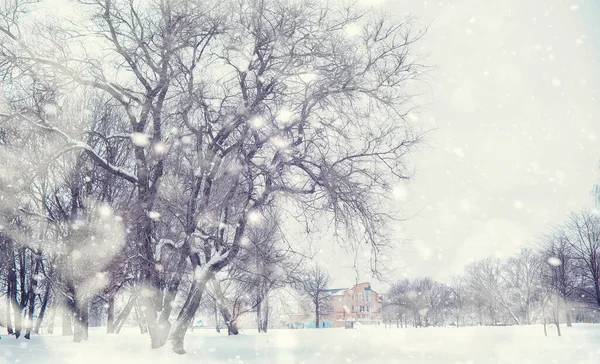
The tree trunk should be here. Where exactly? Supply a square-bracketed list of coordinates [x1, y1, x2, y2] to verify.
[5, 280, 12, 335]
[543, 313, 547, 336]
[114, 293, 136, 334]
[134, 187, 165, 349]
[214, 298, 220, 334]
[133, 300, 148, 335]
[315, 303, 320, 329]
[73, 299, 89, 342]
[210, 279, 238, 336]
[262, 294, 269, 333]
[563, 297, 572, 327]
[34, 283, 51, 334]
[47, 303, 56, 334]
[152, 249, 190, 346]
[24, 254, 42, 339]
[23, 288, 36, 339]
[221, 305, 238, 336]
[256, 299, 262, 333]
[62, 302, 73, 336]
[171, 278, 209, 354]
[553, 299, 561, 337]
[106, 294, 115, 334]
[8, 247, 22, 338]
[257, 294, 269, 333]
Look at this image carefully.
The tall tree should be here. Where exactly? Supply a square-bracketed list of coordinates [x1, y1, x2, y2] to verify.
[0, 0, 425, 353]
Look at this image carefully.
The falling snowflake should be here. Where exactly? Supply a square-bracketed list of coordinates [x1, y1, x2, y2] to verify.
[344, 23, 361, 37]
[131, 132, 150, 146]
[547, 257, 561, 266]
[276, 109, 294, 123]
[249, 116, 265, 129]
[153, 142, 167, 155]
[43, 104, 58, 116]
[148, 211, 161, 220]
[392, 185, 408, 201]
[299, 72, 318, 83]
[271, 136, 290, 150]
[98, 205, 112, 218]
[452, 147, 465, 158]
[247, 210, 262, 225]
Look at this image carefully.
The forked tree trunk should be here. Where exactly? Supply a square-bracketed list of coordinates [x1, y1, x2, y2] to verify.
[133, 300, 148, 335]
[210, 279, 239, 336]
[222, 306, 238, 335]
[171, 277, 210, 354]
[114, 293, 136, 334]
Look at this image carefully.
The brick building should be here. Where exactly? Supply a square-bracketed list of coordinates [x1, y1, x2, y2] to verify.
[292, 282, 383, 328]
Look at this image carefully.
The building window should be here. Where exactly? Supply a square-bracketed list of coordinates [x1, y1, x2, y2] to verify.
[352, 305, 354, 311]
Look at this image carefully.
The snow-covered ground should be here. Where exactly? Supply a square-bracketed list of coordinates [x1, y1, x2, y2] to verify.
[1, 324, 599, 364]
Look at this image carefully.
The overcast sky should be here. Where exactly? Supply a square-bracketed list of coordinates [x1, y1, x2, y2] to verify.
[35, 0, 600, 291]
[323, 0, 600, 289]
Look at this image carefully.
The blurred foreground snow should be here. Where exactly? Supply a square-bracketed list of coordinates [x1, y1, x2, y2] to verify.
[1, 324, 599, 364]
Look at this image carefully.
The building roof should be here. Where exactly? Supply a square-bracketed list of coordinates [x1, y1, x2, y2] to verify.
[323, 288, 348, 296]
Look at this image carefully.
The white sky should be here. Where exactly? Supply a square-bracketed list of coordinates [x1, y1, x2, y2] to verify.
[323, 0, 600, 289]
[28, 0, 600, 291]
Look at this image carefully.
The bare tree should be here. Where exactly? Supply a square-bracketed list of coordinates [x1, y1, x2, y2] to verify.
[0, 0, 426, 353]
[296, 266, 330, 329]
[465, 257, 521, 326]
[384, 279, 411, 328]
[539, 229, 578, 327]
[447, 275, 467, 328]
[563, 210, 600, 310]
[501, 248, 544, 325]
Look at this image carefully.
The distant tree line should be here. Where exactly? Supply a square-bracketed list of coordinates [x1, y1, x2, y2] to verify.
[384, 209, 600, 335]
